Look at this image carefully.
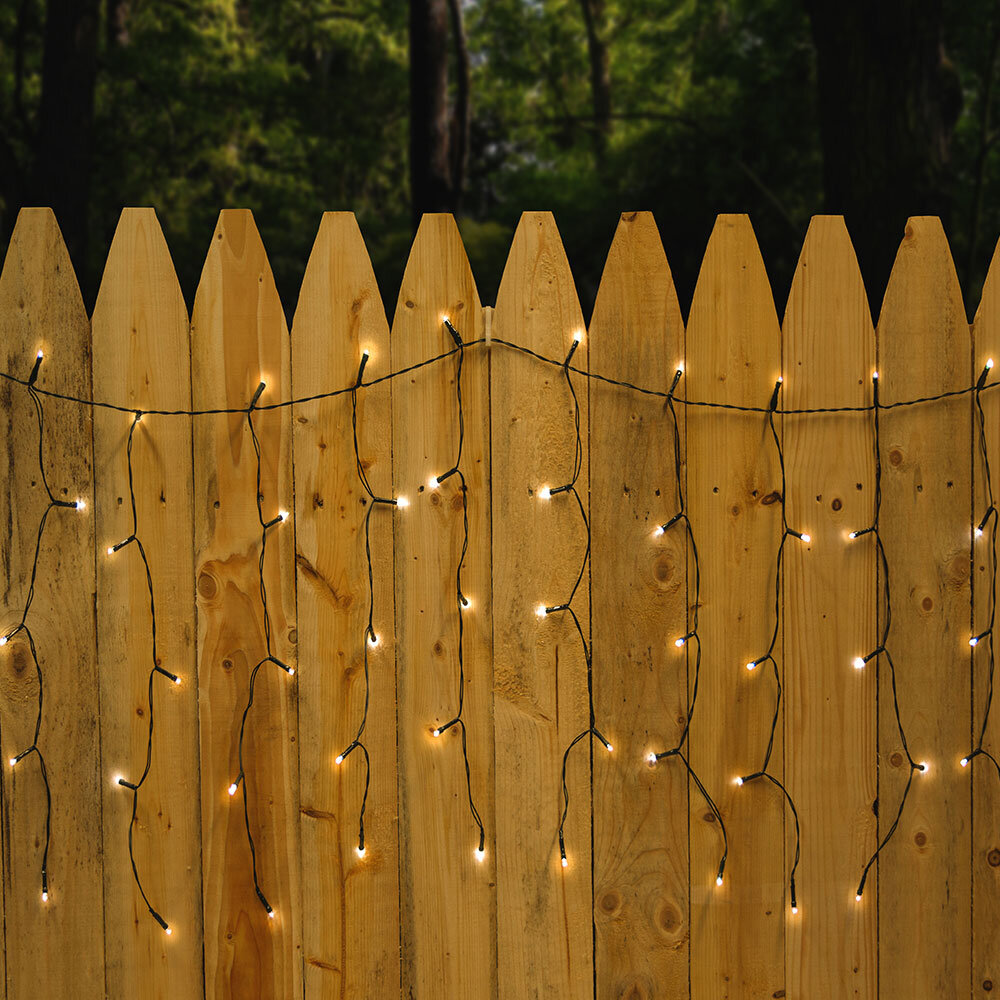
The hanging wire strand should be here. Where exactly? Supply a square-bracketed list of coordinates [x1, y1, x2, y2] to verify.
[332, 348, 402, 858]
[851, 372, 927, 901]
[964, 359, 1000, 782]
[735, 379, 803, 911]
[107, 410, 181, 934]
[428, 318, 485, 857]
[1, 351, 83, 904]
[648, 366, 729, 887]
[228, 382, 295, 919]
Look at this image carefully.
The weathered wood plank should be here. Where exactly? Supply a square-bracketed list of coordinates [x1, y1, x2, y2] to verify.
[492, 211, 591, 999]
[390, 214, 495, 997]
[590, 211, 688, 999]
[687, 214, 784, 999]
[877, 217, 971, 997]
[192, 209, 301, 999]
[0, 208, 105, 999]
[92, 207, 203, 996]
[291, 212, 400, 997]
[782, 216, 877, 996]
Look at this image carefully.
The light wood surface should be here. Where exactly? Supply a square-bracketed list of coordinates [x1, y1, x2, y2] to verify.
[877, 217, 972, 997]
[192, 209, 301, 999]
[0, 208, 105, 999]
[91, 207, 204, 997]
[782, 216, 877, 997]
[291, 212, 401, 997]
[686, 214, 784, 999]
[390, 214, 495, 997]
[590, 211, 689, 999]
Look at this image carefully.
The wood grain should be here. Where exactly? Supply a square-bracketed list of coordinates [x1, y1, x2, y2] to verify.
[390, 214, 495, 997]
[590, 211, 688, 999]
[686, 214, 784, 999]
[92, 207, 203, 997]
[492, 212, 591, 999]
[192, 209, 301, 999]
[782, 216, 877, 996]
[0, 208, 105, 999]
[877, 217, 971, 997]
[969, 239, 1000, 1000]
[291, 212, 400, 997]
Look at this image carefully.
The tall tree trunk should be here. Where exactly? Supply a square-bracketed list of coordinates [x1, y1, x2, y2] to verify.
[32, 0, 100, 278]
[409, 0, 453, 226]
[804, 0, 961, 307]
[579, 0, 612, 167]
[446, 0, 470, 213]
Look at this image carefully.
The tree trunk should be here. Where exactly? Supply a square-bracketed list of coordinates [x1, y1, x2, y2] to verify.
[804, 0, 961, 307]
[446, 0, 470, 213]
[579, 0, 612, 167]
[409, 0, 453, 226]
[32, 0, 100, 277]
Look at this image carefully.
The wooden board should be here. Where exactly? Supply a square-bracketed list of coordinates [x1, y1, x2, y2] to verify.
[876, 217, 971, 996]
[589, 212, 688, 998]
[492, 211, 591, 998]
[968, 239, 1000, 1000]
[686, 214, 784, 999]
[781, 216, 877, 996]
[191, 209, 301, 999]
[390, 214, 495, 996]
[91, 208, 203, 996]
[0, 208, 105, 999]
[291, 212, 400, 996]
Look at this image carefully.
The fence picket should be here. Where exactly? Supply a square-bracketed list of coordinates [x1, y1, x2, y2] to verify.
[590, 211, 689, 998]
[0, 208, 105, 999]
[191, 209, 301, 1000]
[91, 207, 203, 997]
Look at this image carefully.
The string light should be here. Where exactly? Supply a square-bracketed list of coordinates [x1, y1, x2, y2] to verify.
[734, 378, 801, 915]
[228, 381, 296, 917]
[645, 365, 728, 889]
[425, 318, 486, 859]
[106, 410, 176, 935]
[851, 371, 927, 902]
[962, 359, 1000, 783]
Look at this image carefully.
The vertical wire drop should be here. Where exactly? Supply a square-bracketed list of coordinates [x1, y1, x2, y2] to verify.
[111, 411, 174, 932]
[854, 373, 926, 899]
[649, 368, 729, 886]
[430, 319, 485, 854]
[544, 335, 607, 869]
[736, 380, 802, 910]
[965, 361, 1000, 781]
[333, 352, 400, 857]
[229, 386, 295, 917]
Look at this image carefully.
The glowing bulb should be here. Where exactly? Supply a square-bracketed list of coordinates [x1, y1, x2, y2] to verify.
[735, 776, 744, 786]
[8, 758, 16, 767]
[106, 546, 115, 556]
[335, 755, 344, 765]
[357, 845, 366, 858]
[278, 510, 289, 522]
[961, 757, 969, 767]
[396, 496, 409, 508]
[572, 330, 583, 344]
[799, 533, 811, 543]
[561, 856, 568, 869]
[36, 350, 43, 360]
[368, 633, 379, 648]
[716, 876, 724, 887]
[976, 527, 984, 538]
[872, 370, 879, 381]
[165, 927, 172, 936]
[41, 891, 48, 902]
[428, 476, 440, 491]
[674, 637, 686, 648]
[268, 910, 275, 920]
[287, 667, 295, 676]
[989, 359, 995, 370]
[228, 783, 238, 796]
[536, 604, 548, 618]
[919, 761, 929, 773]
[604, 742, 614, 753]
[538, 486, 551, 500]
[853, 657, 865, 670]
[0, 635, 7, 647]
[432, 729, 441, 738]
[361, 348, 370, 360]
[970, 636, 980, 647]
[442, 315, 450, 325]
[474, 847, 485, 862]
[654, 525, 666, 537]
[746, 660, 758, 671]
[791, 905, 798, 915]
[75, 499, 86, 511]
[855, 894, 862, 902]
[461, 596, 473, 610]
[848, 531, 859, 539]
[647, 752, 657, 765]
[677, 362, 685, 374]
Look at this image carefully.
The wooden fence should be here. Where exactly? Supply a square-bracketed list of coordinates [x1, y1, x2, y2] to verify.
[0, 206, 998, 999]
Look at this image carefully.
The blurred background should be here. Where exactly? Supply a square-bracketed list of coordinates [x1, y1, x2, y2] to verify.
[0, 0, 993, 319]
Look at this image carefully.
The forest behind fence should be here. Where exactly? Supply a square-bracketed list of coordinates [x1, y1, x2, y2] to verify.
[0, 207, 998, 1000]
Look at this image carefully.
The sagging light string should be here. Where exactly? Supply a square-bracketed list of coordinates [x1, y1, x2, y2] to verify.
[965, 358, 1000, 782]
[1, 350, 84, 906]
[428, 318, 486, 861]
[849, 371, 929, 903]
[226, 380, 295, 921]
[532, 330, 613, 870]
[648, 365, 729, 890]
[736, 378, 803, 914]
[108, 410, 182, 935]
[332, 348, 408, 861]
